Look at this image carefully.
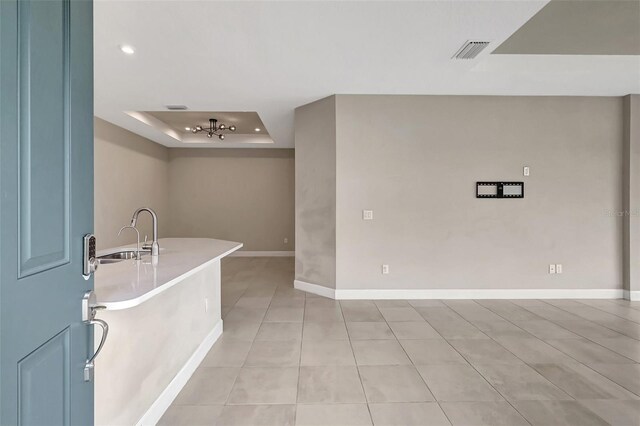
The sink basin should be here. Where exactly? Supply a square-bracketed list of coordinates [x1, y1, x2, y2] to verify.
[97, 250, 142, 264]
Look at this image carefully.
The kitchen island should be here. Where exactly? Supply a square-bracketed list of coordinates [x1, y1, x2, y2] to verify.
[93, 238, 242, 426]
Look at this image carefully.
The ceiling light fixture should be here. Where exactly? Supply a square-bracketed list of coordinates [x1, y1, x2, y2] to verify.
[254, 128, 261, 132]
[191, 118, 236, 140]
[120, 45, 135, 55]
[185, 127, 191, 131]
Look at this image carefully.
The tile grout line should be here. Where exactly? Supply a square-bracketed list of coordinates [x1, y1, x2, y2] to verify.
[222, 258, 275, 408]
[377, 303, 458, 426]
[293, 290, 307, 424]
[555, 300, 640, 340]
[416, 301, 534, 426]
[376, 303, 438, 401]
[339, 300, 376, 426]
[475, 299, 640, 402]
[534, 299, 639, 362]
[531, 300, 640, 397]
[573, 299, 640, 327]
[443, 300, 580, 424]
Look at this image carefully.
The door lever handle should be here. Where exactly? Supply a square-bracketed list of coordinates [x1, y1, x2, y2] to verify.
[84, 318, 109, 382]
[82, 291, 109, 382]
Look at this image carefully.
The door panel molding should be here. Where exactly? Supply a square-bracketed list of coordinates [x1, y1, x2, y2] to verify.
[17, 328, 70, 426]
[17, 0, 71, 278]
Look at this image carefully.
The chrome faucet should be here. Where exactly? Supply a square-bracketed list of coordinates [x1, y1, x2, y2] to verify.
[118, 225, 141, 259]
[130, 207, 160, 256]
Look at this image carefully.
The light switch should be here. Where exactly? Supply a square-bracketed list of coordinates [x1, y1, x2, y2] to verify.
[363, 210, 374, 220]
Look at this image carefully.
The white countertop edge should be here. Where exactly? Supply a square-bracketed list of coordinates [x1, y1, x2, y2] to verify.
[100, 243, 242, 311]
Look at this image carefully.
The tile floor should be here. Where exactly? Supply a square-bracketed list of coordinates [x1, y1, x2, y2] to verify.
[159, 257, 640, 425]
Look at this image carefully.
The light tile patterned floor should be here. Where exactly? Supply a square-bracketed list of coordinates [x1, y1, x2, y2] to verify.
[159, 257, 640, 425]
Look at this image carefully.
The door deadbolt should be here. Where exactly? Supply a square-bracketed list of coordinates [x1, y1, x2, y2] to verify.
[83, 234, 98, 277]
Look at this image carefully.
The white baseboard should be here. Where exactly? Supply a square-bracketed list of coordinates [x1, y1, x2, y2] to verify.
[293, 281, 624, 300]
[623, 290, 640, 301]
[229, 251, 294, 257]
[136, 320, 223, 426]
[294, 280, 336, 298]
[335, 288, 624, 300]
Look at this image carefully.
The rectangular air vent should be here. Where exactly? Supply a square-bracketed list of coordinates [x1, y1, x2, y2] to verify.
[165, 105, 188, 110]
[453, 41, 490, 59]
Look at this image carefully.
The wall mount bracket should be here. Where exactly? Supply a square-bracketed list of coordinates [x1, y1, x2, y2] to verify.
[476, 182, 524, 198]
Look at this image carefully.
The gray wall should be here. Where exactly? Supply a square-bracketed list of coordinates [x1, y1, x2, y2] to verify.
[168, 149, 295, 251]
[296, 95, 625, 291]
[94, 118, 170, 250]
[295, 96, 337, 288]
[623, 94, 640, 295]
[95, 120, 296, 252]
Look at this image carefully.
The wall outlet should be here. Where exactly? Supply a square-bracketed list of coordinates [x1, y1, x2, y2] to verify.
[523, 166, 530, 177]
[549, 264, 556, 274]
[556, 264, 563, 274]
[284, 237, 288, 244]
[363, 210, 374, 220]
[382, 264, 390, 274]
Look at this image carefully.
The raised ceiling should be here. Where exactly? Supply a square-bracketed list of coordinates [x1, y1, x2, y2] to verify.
[131, 111, 272, 145]
[94, 0, 640, 149]
[495, 0, 640, 55]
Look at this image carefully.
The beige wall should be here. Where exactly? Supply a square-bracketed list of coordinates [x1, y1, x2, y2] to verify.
[295, 96, 337, 288]
[296, 95, 625, 291]
[95, 120, 295, 252]
[94, 118, 170, 250]
[168, 149, 295, 251]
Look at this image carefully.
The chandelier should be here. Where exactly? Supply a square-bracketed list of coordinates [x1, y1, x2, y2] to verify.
[191, 118, 236, 140]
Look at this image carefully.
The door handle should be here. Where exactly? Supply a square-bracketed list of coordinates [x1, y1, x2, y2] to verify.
[82, 291, 109, 382]
[84, 318, 108, 382]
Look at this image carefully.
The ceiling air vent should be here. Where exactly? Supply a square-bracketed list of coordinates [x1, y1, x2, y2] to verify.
[453, 41, 490, 59]
[165, 105, 188, 111]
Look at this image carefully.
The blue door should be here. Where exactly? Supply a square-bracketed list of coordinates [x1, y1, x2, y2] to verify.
[1, 0, 94, 424]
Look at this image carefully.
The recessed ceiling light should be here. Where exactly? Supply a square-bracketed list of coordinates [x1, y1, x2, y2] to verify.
[119, 45, 135, 55]
[254, 128, 261, 132]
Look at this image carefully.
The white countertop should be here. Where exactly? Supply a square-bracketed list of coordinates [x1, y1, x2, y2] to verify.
[95, 238, 242, 310]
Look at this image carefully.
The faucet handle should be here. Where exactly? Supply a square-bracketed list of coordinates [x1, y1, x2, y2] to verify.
[142, 235, 152, 250]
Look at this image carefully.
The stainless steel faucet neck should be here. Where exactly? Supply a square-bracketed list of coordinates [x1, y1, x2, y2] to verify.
[130, 207, 160, 256]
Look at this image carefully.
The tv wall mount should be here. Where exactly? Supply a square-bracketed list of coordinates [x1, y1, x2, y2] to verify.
[476, 182, 524, 199]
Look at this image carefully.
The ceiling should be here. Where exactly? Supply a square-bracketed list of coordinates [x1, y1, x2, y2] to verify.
[94, 0, 640, 149]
